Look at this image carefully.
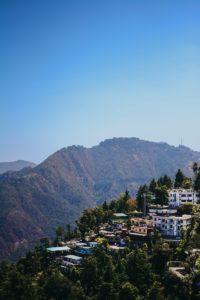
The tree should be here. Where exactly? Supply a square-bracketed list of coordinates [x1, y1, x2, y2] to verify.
[163, 174, 173, 189]
[102, 201, 108, 211]
[0, 269, 38, 300]
[76, 208, 96, 238]
[174, 169, 185, 188]
[97, 282, 117, 300]
[109, 200, 116, 210]
[136, 185, 149, 212]
[40, 237, 50, 249]
[154, 186, 168, 205]
[194, 172, 200, 191]
[56, 226, 65, 242]
[164, 271, 192, 300]
[93, 207, 104, 229]
[149, 179, 157, 193]
[65, 224, 72, 240]
[103, 256, 115, 282]
[147, 280, 165, 300]
[119, 282, 140, 300]
[193, 162, 199, 177]
[81, 257, 100, 295]
[68, 281, 86, 300]
[42, 271, 71, 300]
[157, 175, 173, 189]
[182, 178, 192, 189]
[125, 249, 153, 294]
[177, 204, 193, 216]
[116, 190, 131, 212]
[151, 240, 172, 274]
[126, 198, 137, 212]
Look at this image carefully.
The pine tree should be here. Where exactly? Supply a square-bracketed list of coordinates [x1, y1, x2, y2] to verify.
[174, 169, 185, 188]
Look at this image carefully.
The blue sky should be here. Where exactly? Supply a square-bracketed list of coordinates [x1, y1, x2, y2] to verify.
[0, 0, 200, 163]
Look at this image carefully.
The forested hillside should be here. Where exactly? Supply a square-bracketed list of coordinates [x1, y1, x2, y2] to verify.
[0, 137, 200, 260]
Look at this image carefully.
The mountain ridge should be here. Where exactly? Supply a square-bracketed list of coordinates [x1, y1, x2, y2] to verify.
[0, 160, 36, 174]
[0, 137, 200, 260]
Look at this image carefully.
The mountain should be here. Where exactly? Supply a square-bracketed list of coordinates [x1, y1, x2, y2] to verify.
[0, 137, 200, 260]
[0, 160, 36, 174]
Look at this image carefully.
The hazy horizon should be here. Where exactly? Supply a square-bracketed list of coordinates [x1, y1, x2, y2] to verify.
[1, 0, 200, 162]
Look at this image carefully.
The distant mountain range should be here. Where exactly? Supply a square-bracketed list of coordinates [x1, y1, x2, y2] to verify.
[0, 137, 200, 260]
[0, 160, 36, 174]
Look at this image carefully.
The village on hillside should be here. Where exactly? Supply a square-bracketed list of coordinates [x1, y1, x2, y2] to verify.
[1, 165, 200, 299]
[46, 164, 200, 283]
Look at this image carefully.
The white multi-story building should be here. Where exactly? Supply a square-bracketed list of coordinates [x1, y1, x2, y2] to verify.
[152, 214, 192, 238]
[169, 189, 200, 207]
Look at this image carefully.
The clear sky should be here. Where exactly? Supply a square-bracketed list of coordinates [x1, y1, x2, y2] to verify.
[1, 0, 200, 163]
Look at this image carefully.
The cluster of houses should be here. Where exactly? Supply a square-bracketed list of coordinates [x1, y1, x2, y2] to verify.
[47, 241, 99, 272]
[47, 188, 200, 272]
[146, 188, 200, 238]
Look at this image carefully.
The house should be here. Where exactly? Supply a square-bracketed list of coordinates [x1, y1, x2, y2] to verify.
[46, 245, 71, 253]
[88, 241, 98, 248]
[152, 214, 192, 238]
[169, 189, 200, 207]
[61, 254, 83, 269]
[111, 213, 128, 223]
[65, 241, 98, 256]
[74, 242, 98, 255]
[75, 245, 92, 255]
[129, 217, 153, 237]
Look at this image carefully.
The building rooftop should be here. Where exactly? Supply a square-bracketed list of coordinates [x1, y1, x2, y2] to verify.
[64, 255, 82, 261]
[113, 213, 128, 217]
[109, 245, 125, 251]
[169, 188, 195, 193]
[129, 232, 148, 237]
[153, 214, 192, 220]
[169, 267, 188, 279]
[76, 242, 88, 247]
[47, 246, 71, 252]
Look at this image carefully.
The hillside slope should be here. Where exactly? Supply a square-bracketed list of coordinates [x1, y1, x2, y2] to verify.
[0, 137, 200, 260]
[0, 160, 36, 174]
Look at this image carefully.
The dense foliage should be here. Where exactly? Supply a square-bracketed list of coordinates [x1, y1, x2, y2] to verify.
[0, 189, 200, 299]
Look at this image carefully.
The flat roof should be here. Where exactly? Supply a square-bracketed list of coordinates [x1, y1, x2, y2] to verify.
[113, 213, 128, 217]
[47, 246, 71, 252]
[76, 242, 87, 247]
[64, 255, 82, 260]
[153, 214, 192, 220]
[129, 232, 148, 237]
[109, 245, 125, 250]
